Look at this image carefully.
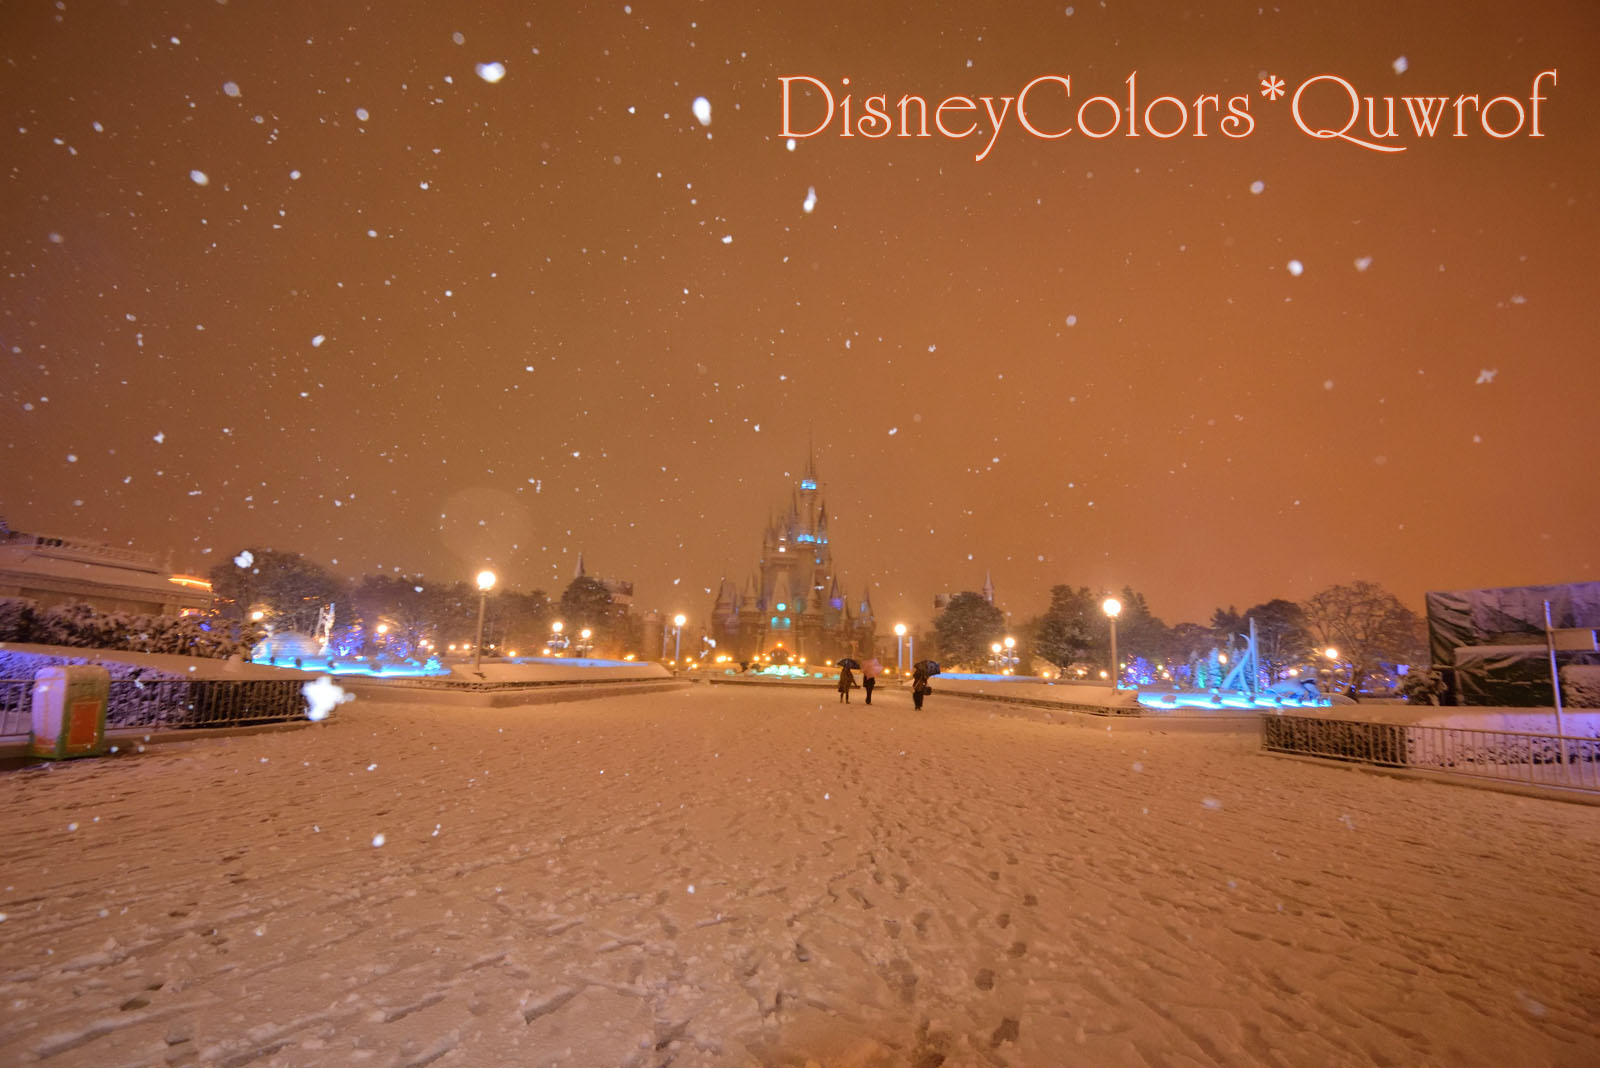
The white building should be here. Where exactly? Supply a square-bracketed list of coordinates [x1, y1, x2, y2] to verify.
[0, 520, 212, 617]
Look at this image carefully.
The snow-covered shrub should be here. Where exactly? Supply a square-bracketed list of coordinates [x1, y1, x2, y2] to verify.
[0, 597, 36, 641]
[1397, 667, 1445, 705]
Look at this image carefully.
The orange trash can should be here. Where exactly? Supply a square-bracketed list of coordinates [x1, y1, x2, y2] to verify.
[29, 666, 110, 760]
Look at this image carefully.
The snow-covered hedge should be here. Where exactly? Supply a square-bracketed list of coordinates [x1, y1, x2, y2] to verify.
[0, 598, 246, 659]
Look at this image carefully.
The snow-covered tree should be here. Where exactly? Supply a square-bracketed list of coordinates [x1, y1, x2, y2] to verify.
[1029, 585, 1098, 673]
[933, 591, 1005, 668]
[209, 548, 341, 634]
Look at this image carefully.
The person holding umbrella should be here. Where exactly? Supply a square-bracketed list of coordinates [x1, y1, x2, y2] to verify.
[836, 658, 860, 703]
[861, 656, 883, 705]
[911, 659, 939, 710]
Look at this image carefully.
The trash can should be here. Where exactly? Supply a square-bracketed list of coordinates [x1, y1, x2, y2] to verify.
[30, 666, 111, 760]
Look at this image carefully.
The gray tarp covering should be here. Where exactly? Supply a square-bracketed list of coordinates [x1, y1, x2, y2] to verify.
[1426, 583, 1600, 667]
[1429, 583, 1600, 705]
[1450, 644, 1600, 706]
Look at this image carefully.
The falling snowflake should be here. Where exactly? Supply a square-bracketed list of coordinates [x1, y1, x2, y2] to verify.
[1475, 368, 1498, 385]
[234, 550, 254, 568]
[476, 61, 506, 83]
[1393, 56, 1409, 75]
[1287, 259, 1304, 276]
[189, 169, 209, 186]
[692, 96, 712, 125]
[1249, 179, 1265, 195]
[222, 81, 241, 98]
[802, 186, 817, 213]
[301, 676, 352, 721]
[1354, 256, 1373, 272]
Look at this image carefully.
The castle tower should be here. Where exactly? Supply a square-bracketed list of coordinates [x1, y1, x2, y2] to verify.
[713, 451, 860, 665]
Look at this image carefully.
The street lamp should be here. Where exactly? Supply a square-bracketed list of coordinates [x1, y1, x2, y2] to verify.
[894, 623, 907, 675]
[579, 627, 593, 657]
[1102, 597, 1122, 695]
[990, 641, 1003, 672]
[473, 569, 497, 674]
[1003, 635, 1017, 673]
[673, 613, 687, 667]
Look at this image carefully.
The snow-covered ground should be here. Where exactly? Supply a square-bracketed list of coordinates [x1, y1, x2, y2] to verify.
[1, 684, 1596, 1067]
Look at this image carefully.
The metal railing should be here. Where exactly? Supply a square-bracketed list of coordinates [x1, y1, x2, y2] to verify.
[0, 677, 309, 737]
[1261, 713, 1600, 793]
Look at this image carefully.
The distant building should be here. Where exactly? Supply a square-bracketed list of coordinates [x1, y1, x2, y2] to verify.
[572, 552, 634, 606]
[709, 452, 875, 664]
[0, 519, 212, 617]
[934, 570, 997, 612]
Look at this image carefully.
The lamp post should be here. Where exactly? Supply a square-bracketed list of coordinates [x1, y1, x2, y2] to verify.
[1003, 635, 1016, 673]
[673, 614, 687, 669]
[990, 641, 1003, 672]
[1102, 596, 1122, 696]
[894, 623, 907, 675]
[473, 569, 497, 674]
[579, 627, 593, 658]
[550, 620, 565, 655]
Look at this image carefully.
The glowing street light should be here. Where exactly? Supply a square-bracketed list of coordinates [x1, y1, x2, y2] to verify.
[473, 569, 496, 674]
[673, 613, 687, 667]
[1103, 597, 1122, 695]
[579, 627, 593, 657]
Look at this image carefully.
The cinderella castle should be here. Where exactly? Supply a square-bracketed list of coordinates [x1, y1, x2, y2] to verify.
[709, 452, 875, 665]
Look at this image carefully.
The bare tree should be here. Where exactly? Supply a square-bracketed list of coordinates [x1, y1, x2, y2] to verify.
[1300, 582, 1426, 694]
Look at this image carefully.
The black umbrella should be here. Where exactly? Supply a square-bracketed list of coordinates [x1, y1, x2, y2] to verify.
[836, 657, 861, 670]
[913, 659, 941, 676]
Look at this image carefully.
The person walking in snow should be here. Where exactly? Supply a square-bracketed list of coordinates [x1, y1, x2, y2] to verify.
[838, 665, 858, 703]
[911, 665, 932, 710]
[861, 657, 883, 705]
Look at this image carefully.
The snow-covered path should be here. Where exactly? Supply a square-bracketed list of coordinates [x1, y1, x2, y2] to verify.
[1, 683, 1596, 1067]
